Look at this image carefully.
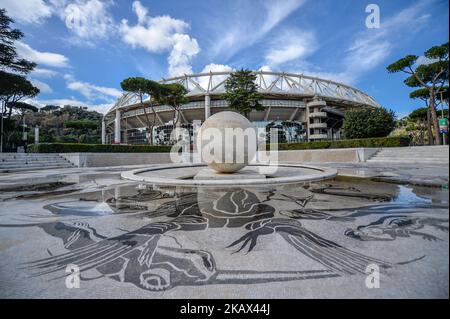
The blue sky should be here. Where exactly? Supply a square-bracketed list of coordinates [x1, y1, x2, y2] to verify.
[1, 0, 448, 116]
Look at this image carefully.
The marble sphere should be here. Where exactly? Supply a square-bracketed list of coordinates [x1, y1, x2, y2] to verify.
[197, 111, 256, 173]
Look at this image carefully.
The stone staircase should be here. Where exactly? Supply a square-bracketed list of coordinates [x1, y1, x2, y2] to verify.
[0, 153, 74, 173]
[367, 145, 449, 165]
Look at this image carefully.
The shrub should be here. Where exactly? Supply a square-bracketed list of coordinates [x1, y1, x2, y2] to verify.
[274, 136, 410, 150]
[78, 134, 87, 144]
[28, 143, 172, 153]
[65, 119, 99, 130]
[29, 137, 410, 153]
[342, 106, 396, 139]
[55, 135, 79, 143]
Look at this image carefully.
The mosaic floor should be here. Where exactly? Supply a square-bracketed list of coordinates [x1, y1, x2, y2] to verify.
[0, 171, 448, 298]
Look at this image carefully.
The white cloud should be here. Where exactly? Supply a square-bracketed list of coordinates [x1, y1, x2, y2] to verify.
[300, 70, 355, 86]
[64, 74, 121, 102]
[262, 0, 306, 35]
[16, 42, 69, 68]
[28, 98, 113, 114]
[1, 0, 52, 24]
[168, 34, 200, 76]
[1, 1, 115, 43]
[60, 0, 115, 41]
[257, 0, 434, 86]
[30, 78, 53, 93]
[30, 68, 59, 78]
[259, 65, 273, 72]
[87, 103, 114, 115]
[415, 55, 438, 66]
[343, 40, 392, 82]
[211, 0, 306, 60]
[257, 65, 278, 86]
[340, 0, 432, 83]
[132, 0, 148, 25]
[197, 63, 234, 89]
[120, 1, 200, 77]
[265, 29, 317, 67]
[120, 15, 188, 52]
[200, 63, 234, 74]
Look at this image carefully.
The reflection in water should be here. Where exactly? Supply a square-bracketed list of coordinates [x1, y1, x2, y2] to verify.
[44, 202, 115, 216]
[2, 179, 448, 292]
[392, 186, 432, 204]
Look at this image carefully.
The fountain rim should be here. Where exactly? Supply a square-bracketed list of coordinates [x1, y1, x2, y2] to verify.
[121, 163, 338, 187]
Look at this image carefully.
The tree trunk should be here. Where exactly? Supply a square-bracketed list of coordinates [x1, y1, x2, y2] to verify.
[174, 108, 179, 127]
[149, 104, 157, 145]
[429, 90, 441, 145]
[426, 108, 433, 145]
[419, 127, 424, 145]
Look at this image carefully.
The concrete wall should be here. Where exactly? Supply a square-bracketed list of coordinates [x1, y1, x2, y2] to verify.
[60, 148, 381, 167]
[60, 152, 172, 167]
[273, 148, 380, 163]
[355, 148, 380, 162]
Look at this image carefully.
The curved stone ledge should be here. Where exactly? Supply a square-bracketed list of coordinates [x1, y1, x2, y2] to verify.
[121, 163, 338, 187]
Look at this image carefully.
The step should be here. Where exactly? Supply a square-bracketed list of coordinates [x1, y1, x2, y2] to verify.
[0, 165, 74, 173]
[370, 155, 448, 159]
[0, 163, 72, 169]
[0, 162, 73, 168]
[383, 146, 449, 148]
[368, 158, 448, 162]
[371, 156, 448, 159]
[0, 158, 69, 164]
[375, 153, 448, 156]
[377, 150, 449, 154]
[0, 153, 60, 156]
[0, 166, 73, 171]
[372, 154, 448, 161]
[367, 162, 447, 166]
[0, 156, 68, 161]
[377, 149, 449, 152]
[376, 150, 449, 154]
[367, 159, 448, 164]
[0, 157, 66, 162]
[375, 152, 448, 156]
[0, 159, 70, 164]
[0, 157, 68, 163]
[0, 153, 63, 157]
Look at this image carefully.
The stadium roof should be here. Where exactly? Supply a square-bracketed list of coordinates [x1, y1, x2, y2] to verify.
[105, 71, 380, 118]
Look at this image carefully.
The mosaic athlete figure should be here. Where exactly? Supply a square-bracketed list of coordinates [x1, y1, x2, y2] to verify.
[25, 188, 399, 291]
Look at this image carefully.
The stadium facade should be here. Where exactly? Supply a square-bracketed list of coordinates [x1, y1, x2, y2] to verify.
[102, 71, 380, 145]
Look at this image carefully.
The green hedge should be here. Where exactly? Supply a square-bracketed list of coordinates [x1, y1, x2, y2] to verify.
[274, 136, 410, 150]
[28, 143, 172, 153]
[29, 136, 410, 153]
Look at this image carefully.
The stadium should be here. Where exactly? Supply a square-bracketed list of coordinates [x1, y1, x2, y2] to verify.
[102, 71, 381, 145]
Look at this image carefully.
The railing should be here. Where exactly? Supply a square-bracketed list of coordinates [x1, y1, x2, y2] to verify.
[309, 112, 327, 118]
[309, 123, 328, 129]
[309, 134, 329, 140]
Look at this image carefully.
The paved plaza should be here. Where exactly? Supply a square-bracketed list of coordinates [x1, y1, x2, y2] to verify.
[0, 161, 448, 298]
[0, 0, 448, 302]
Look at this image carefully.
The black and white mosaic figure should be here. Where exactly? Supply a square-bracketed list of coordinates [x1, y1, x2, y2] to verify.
[345, 216, 449, 241]
[15, 183, 445, 292]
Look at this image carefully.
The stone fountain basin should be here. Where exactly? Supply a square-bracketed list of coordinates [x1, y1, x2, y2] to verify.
[121, 163, 337, 187]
